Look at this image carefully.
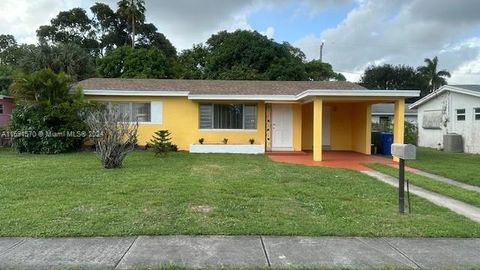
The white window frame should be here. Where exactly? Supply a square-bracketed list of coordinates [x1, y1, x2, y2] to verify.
[103, 101, 159, 124]
[474, 108, 480, 121]
[199, 104, 257, 131]
[456, 109, 466, 121]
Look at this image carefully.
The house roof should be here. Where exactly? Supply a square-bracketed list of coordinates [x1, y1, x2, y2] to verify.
[410, 84, 480, 109]
[76, 78, 367, 95]
[77, 78, 420, 101]
[372, 103, 417, 116]
[449, 84, 480, 93]
[0, 95, 13, 100]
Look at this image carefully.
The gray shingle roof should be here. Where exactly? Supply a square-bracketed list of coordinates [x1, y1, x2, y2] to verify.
[76, 78, 366, 95]
[450, 85, 480, 93]
[372, 103, 417, 115]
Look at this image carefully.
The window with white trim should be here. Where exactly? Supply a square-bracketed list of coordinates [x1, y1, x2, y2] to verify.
[199, 104, 257, 130]
[103, 102, 152, 122]
[456, 109, 466, 121]
[0, 104, 3, 114]
[475, 108, 480, 120]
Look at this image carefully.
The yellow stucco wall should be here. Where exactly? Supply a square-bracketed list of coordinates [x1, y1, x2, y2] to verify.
[329, 103, 354, 151]
[393, 99, 405, 162]
[351, 103, 372, 154]
[87, 96, 266, 150]
[313, 98, 323, 161]
[292, 103, 303, 151]
[301, 102, 313, 150]
[303, 102, 372, 154]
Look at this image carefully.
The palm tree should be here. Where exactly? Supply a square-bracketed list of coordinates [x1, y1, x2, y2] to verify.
[117, 0, 146, 48]
[418, 56, 451, 92]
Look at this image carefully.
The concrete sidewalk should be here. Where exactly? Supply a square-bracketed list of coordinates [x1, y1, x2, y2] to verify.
[1, 236, 480, 269]
[363, 170, 480, 223]
[407, 167, 480, 193]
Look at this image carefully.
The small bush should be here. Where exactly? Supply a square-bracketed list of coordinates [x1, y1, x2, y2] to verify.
[198, 138, 204, 144]
[404, 121, 418, 145]
[223, 138, 228, 144]
[249, 138, 255, 144]
[149, 130, 177, 156]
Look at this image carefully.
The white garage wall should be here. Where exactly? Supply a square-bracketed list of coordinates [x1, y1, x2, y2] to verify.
[448, 92, 480, 153]
[417, 91, 480, 153]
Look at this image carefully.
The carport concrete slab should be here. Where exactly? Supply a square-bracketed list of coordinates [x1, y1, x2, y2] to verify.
[263, 236, 417, 268]
[385, 238, 480, 268]
[0, 237, 135, 269]
[117, 235, 267, 269]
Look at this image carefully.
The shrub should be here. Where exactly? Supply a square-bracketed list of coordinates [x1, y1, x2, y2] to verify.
[149, 130, 177, 156]
[404, 121, 418, 145]
[9, 103, 89, 154]
[86, 107, 138, 169]
[8, 69, 91, 154]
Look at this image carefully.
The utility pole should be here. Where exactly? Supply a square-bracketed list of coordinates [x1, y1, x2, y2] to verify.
[131, 0, 135, 48]
[320, 41, 324, 62]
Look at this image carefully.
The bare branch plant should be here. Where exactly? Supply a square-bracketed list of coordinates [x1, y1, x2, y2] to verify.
[87, 107, 138, 169]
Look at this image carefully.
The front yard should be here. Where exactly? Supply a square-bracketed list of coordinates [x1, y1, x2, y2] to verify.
[1, 149, 480, 237]
[408, 147, 480, 186]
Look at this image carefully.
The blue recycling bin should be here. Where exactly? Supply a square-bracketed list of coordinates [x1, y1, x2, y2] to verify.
[381, 132, 393, 156]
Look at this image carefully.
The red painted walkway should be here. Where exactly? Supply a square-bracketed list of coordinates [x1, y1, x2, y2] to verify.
[268, 151, 395, 171]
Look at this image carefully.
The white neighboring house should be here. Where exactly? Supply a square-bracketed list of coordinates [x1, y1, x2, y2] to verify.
[410, 85, 480, 154]
[372, 103, 417, 125]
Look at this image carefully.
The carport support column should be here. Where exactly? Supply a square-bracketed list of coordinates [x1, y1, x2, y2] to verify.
[313, 97, 323, 161]
[393, 99, 405, 162]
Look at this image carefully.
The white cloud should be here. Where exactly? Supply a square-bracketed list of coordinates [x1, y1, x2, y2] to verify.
[295, 0, 480, 83]
[0, 0, 81, 43]
[1, 0, 479, 84]
[261, 27, 275, 39]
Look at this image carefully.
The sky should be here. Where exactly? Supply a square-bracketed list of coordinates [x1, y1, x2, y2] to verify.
[1, 0, 479, 84]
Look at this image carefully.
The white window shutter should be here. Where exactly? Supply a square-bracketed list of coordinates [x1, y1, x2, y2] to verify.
[151, 101, 163, 124]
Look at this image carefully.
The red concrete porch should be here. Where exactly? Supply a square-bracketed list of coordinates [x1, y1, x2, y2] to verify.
[268, 151, 395, 171]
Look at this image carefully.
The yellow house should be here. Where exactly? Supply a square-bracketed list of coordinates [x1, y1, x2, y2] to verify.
[78, 78, 419, 161]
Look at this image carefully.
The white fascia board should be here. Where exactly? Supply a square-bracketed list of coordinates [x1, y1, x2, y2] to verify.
[188, 94, 296, 101]
[409, 85, 480, 109]
[189, 89, 420, 101]
[82, 89, 189, 97]
[297, 89, 420, 99]
[373, 113, 417, 116]
[83, 88, 420, 101]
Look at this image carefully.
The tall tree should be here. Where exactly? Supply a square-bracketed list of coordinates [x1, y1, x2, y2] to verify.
[117, 0, 146, 48]
[417, 56, 451, 92]
[90, 2, 130, 53]
[37, 8, 98, 54]
[97, 46, 175, 79]
[178, 44, 208, 79]
[0, 65, 16, 95]
[196, 30, 308, 80]
[19, 43, 96, 81]
[0, 34, 22, 65]
[305, 60, 346, 81]
[360, 64, 430, 99]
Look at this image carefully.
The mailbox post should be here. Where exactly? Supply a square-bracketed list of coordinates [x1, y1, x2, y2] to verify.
[391, 144, 416, 214]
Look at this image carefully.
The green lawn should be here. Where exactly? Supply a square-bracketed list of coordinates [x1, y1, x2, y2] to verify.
[1, 148, 480, 237]
[367, 163, 480, 208]
[408, 147, 480, 186]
